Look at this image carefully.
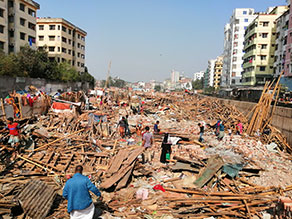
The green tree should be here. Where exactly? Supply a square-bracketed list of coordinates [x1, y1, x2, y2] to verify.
[57, 62, 80, 82]
[192, 78, 204, 90]
[154, 85, 162, 92]
[0, 52, 22, 77]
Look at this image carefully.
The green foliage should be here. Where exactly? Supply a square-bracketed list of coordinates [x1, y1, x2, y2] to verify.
[192, 78, 204, 90]
[101, 76, 127, 88]
[204, 86, 215, 94]
[0, 46, 95, 84]
[154, 85, 162, 92]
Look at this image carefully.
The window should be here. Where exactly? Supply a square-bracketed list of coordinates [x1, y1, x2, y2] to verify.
[0, 25, 3, 34]
[49, 35, 55, 41]
[263, 22, 269, 27]
[58, 25, 60, 30]
[9, 31, 14, 37]
[28, 36, 35, 44]
[232, 64, 237, 69]
[244, 18, 248, 22]
[68, 39, 71, 45]
[58, 47, 60, 52]
[8, 0, 13, 8]
[28, 8, 36, 17]
[78, 34, 80, 39]
[62, 47, 66, 53]
[49, 25, 55, 30]
[20, 32, 25, 40]
[20, 18, 25, 26]
[62, 26, 67, 32]
[68, 49, 71, 55]
[77, 62, 80, 67]
[77, 43, 80, 48]
[260, 55, 266, 60]
[232, 57, 237, 62]
[19, 3, 25, 11]
[68, 29, 72, 35]
[244, 26, 247, 30]
[8, 16, 14, 23]
[243, 11, 247, 15]
[261, 44, 267, 49]
[0, 8, 4, 17]
[235, 26, 239, 32]
[77, 52, 80, 57]
[62, 37, 67, 43]
[28, 22, 35, 30]
[38, 35, 44, 41]
[232, 72, 236, 77]
[48, 47, 55, 52]
[259, 66, 266, 71]
[39, 25, 44, 30]
[262, 33, 268, 38]
[0, 41, 4, 50]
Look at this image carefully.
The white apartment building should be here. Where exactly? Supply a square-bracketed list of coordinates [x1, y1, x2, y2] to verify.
[193, 71, 204, 81]
[221, 23, 231, 87]
[222, 8, 257, 87]
[274, 9, 289, 77]
[36, 18, 87, 73]
[171, 70, 180, 83]
[204, 59, 216, 88]
[0, 0, 40, 53]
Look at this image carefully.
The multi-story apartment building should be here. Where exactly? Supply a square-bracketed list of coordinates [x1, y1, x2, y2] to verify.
[193, 71, 204, 81]
[284, 0, 292, 76]
[213, 56, 223, 90]
[242, 6, 288, 86]
[203, 59, 215, 88]
[222, 8, 257, 87]
[274, 9, 289, 77]
[171, 70, 180, 83]
[0, 0, 40, 54]
[36, 18, 87, 73]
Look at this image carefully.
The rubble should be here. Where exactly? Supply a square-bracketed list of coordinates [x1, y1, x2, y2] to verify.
[0, 89, 292, 218]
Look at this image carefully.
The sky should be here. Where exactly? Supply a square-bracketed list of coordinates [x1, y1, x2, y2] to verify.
[37, 0, 287, 82]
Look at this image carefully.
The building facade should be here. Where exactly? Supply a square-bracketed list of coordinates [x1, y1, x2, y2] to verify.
[284, 0, 292, 76]
[222, 8, 257, 87]
[274, 9, 289, 77]
[0, 0, 40, 54]
[36, 18, 87, 73]
[242, 6, 288, 86]
[204, 59, 215, 88]
[171, 70, 180, 83]
[213, 56, 223, 90]
[193, 71, 204, 81]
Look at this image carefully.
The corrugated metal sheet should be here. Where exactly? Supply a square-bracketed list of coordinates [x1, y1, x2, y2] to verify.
[15, 180, 56, 219]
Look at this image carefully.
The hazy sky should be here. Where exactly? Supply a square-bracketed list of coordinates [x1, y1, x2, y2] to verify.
[37, 0, 286, 82]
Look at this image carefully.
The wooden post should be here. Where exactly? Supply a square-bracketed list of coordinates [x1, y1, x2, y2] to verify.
[17, 95, 23, 119]
[0, 98, 6, 121]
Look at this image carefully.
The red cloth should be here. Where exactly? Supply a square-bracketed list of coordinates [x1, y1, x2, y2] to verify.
[8, 123, 19, 136]
[52, 102, 71, 110]
[153, 184, 165, 192]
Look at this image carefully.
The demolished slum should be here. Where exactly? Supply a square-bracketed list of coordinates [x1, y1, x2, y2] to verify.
[1, 82, 292, 218]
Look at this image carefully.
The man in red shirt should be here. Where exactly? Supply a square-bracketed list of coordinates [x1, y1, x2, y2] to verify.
[1, 118, 21, 157]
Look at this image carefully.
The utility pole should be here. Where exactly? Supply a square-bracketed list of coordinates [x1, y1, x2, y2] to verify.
[105, 61, 112, 88]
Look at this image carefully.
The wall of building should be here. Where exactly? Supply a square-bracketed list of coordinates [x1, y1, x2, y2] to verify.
[214, 97, 292, 146]
[0, 76, 91, 98]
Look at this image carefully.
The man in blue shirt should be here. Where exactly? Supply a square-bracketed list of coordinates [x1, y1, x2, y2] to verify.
[63, 165, 102, 219]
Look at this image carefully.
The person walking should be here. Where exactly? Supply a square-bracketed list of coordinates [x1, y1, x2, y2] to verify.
[160, 133, 172, 163]
[198, 123, 204, 143]
[63, 165, 102, 219]
[118, 117, 127, 138]
[236, 121, 243, 135]
[218, 121, 225, 141]
[154, 121, 160, 133]
[142, 126, 154, 164]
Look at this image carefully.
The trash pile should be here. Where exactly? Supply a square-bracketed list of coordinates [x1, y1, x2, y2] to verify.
[0, 89, 292, 218]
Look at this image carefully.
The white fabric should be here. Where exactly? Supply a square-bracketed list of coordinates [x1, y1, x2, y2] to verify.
[70, 203, 95, 219]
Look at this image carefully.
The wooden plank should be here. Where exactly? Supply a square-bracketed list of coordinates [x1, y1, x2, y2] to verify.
[107, 149, 128, 174]
[194, 155, 224, 188]
[116, 161, 136, 190]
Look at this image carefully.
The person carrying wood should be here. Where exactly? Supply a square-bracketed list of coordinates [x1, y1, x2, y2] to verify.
[63, 165, 102, 219]
[0, 117, 21, 159]
[142, 126, 154, 164]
